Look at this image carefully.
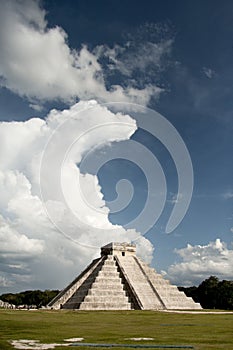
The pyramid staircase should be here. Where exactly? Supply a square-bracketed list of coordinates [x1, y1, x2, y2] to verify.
[48, 242, 201, 310]
[64, 255, 132, 310]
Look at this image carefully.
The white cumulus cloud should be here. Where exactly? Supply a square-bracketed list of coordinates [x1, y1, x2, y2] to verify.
[165, 238, 233, 286]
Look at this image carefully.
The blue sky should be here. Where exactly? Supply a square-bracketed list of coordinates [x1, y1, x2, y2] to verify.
[0, 0, 232, 292]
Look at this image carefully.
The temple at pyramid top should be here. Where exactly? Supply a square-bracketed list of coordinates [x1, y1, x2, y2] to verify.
[101, 242, 136, 257]
[48, 242, 202, 310]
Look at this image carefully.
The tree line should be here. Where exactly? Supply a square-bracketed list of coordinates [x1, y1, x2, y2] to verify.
[0, 289, 59, 307]
[179, 276, 233, 310]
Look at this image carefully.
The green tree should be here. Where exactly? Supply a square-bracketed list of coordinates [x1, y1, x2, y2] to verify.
[0, 290, 59, 307]
[181, 276, 233, 310]
[197, 276, 219, 308]
[217, 280, 233, 310]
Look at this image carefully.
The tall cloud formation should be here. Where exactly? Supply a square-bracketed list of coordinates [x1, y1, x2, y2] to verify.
[0, 0, 165, 293]
[0, 0, 166, 106]
[0, 100, 153, 293]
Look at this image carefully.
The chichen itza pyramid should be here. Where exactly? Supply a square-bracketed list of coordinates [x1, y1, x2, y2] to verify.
[48, 242, 201, 310]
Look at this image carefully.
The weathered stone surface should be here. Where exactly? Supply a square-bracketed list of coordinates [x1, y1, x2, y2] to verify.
[48, 242, 202, 310]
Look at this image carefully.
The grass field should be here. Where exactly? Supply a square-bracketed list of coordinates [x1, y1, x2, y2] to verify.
[0, 309, 232, 350]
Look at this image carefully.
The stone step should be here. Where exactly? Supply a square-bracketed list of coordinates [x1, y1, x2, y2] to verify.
[149, 278, 169, 284]
[161, 296, 191, 302]
[91, 283, 124, 290]
[165, 304, 200, 309]
[97, 271, 120, 277]
[161, 297, 201, 309]
[153, 287, 180, 294]
[84, 296, 129, 303]
[94, 277, 123, 284]
[100, 265, 118, 270]
[64, 295, 129, 304]
[143, 305, 164, 310]
[102, 260, 115, 266]
[88, 289, 128, 296]
[79, 302, 132, 310]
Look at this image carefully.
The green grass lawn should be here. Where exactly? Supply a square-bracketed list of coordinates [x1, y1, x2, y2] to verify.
[0, 309, 232, 350]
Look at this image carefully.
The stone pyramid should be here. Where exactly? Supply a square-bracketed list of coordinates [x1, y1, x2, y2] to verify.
[48, 242, 201, 310]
